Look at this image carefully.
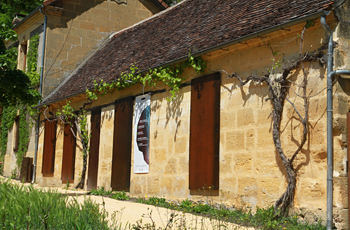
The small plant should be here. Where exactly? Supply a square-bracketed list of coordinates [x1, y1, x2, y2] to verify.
[89, 187, 113, 196]
[111, 191, 130, 201]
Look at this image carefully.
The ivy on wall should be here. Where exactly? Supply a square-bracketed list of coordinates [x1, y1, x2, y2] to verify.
[0, 106, 17, 155]
[26, 34, 40, 89]
[17, 107, 30, 168]
[0, 33, 40, 171]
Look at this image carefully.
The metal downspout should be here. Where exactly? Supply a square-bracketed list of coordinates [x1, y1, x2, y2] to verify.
[32, 7, 47, 183]
[321, 13, 350, 230]
[321, 13, 334, 230]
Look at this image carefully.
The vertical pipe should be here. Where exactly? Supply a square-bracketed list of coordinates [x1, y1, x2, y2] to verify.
[320, 13, 333, 230]
[32, 7, 47, 183]
[326, 32, 334, 230]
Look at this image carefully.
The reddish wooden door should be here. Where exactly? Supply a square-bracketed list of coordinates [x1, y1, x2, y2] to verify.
[42, 120, 57, 176]
[189, 73, 220, 190]
[61, 120, 76, 183]
[347, 112, 350, 227]
[111, 97, 133, 191]
[87, 108, 101, 190]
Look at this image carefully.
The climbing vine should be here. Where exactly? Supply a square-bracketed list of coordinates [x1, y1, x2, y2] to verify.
[46, 53, 207, 189]
[218, 24, 327, 216]
[16, 107, 30, 169]
[0, 33, 40, 174]
[27, 34, 40, 89]
[0, 106, 17, 155]
[87, 53, 207, 101]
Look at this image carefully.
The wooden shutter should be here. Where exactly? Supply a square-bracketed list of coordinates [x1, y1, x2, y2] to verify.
[111, 97, 133, 191]
[347, 112, 350, 224]
[61, 119, 77, 182]
[189, 72, 220, 190]
[42, 120, 57, 176]
[87, 108, 101, 190]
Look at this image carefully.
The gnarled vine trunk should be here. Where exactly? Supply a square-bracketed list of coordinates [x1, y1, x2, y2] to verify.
[228, 49, 323, 216]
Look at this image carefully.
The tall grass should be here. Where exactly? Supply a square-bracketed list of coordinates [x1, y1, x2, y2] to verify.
[0, 179, 109, 229]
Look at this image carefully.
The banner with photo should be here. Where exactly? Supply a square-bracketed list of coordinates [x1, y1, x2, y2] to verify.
[134, 94, 150, 173]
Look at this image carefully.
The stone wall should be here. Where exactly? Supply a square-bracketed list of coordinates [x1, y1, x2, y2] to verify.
[35, 12, 350, 228]
[42, 0, 156, 98]
[331, 1, 350, 228]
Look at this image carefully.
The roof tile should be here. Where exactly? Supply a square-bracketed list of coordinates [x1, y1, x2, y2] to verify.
[44, 0, 333, 104]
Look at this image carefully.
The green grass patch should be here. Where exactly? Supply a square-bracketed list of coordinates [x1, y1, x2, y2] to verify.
[0, 179, 109, 229]
[89, 187, 130, 201]
[136, 197, 326, 230]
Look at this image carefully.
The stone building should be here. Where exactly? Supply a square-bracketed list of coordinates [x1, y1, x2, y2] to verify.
[6, 0, 350, 228]
[2, 0, 164, 179]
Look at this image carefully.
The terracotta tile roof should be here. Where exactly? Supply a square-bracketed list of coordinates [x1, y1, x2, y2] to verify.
[43, 0, 333, 104]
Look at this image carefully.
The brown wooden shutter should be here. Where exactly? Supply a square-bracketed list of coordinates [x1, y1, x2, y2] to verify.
[87, 108, 101, 190]
[61, 119, 77, 183]
[189, 72, 220, 190]
[42, 120, 57, 176]
[347, 112, 350, 224]
[111, 97, 133, 191]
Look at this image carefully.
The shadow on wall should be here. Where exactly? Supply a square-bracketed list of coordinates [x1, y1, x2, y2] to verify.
[46, 0, 114, 29]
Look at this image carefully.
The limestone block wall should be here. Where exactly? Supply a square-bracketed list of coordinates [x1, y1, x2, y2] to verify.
[34, 14, 350, 227]
[96, 105, 114, 189]
[330, 2, 350, 228]
[43, 0, 156, 97]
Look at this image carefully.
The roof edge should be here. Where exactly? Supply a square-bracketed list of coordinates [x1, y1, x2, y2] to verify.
[150, 0, 169, 10]
[11, 5, 43, 30]
[40, 9, 329, 107]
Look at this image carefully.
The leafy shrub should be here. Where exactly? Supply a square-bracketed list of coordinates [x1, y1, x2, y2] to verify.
[111, 191, 130, 201]
[89, 186, 113, 196]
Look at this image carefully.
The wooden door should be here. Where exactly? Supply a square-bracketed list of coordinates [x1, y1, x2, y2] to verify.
[347, 112, 350, 227]
[189, 72, 220, 190]
[111, 97, 133, 191]
[42, 120, 57, 176]
[87, 109, 101, 190]
[61, 120, 76, 183]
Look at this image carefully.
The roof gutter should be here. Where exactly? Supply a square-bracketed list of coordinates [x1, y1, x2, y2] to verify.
[39, 10, 328, 107]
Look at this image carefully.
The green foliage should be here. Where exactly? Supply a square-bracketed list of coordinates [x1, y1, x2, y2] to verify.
[89, 187, 113, 196]
[135, 197, 326, 230]
[0, 155, 3, 176]
[111, 191, 130, 201]
[27, 34, 40, 88]
[1, 0, 43, 17]
[0, 106, 17, 155]
[0, 1, 42, 107]
[86, 54, 207, 102]
[89, 187, 130, 201]
[0, 179, 110, 229]
[16, 107, 30, 169]
[0, 69, 41, 106]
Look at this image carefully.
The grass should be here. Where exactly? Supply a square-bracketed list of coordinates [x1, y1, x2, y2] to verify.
[0, 179, 110, 229]
[135, 197, 326, 230]
[0, 179, 327, 230]
[89, 187, 130, 201]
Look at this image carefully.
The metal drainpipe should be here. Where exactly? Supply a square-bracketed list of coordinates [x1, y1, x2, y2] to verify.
[32, 6, 47, 184]
[321, 13, 350, 230]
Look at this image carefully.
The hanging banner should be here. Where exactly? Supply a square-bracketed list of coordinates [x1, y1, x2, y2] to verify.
[134, 94, 150, 173]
